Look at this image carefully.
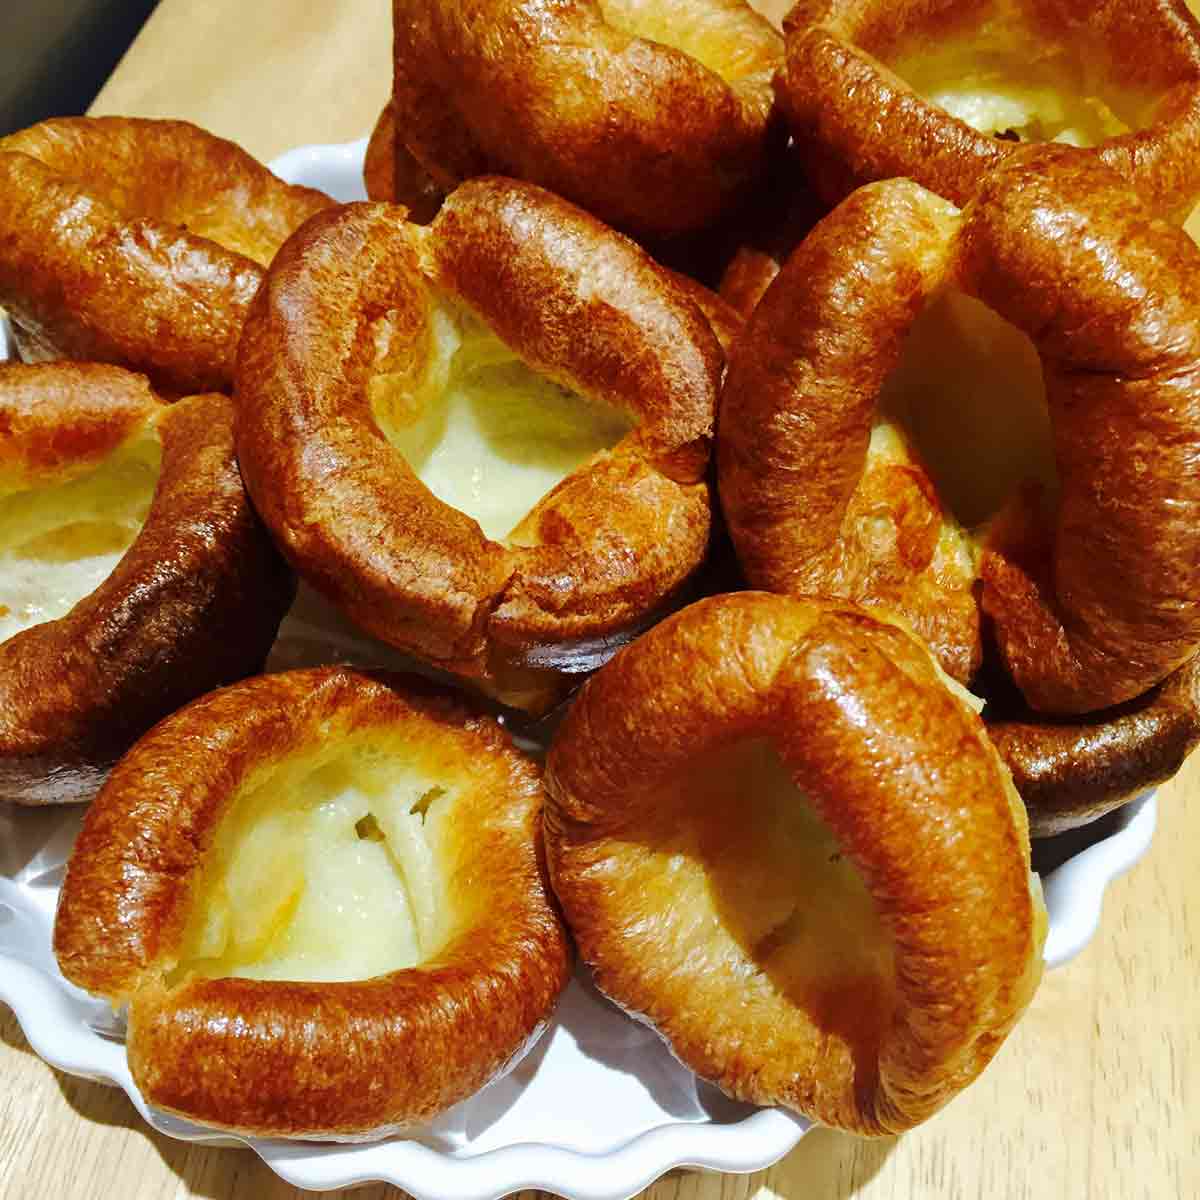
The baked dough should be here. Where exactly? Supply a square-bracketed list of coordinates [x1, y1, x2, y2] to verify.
[393, 0, 782, 237]
[53, 667, 572, 1138]
[777, 0, 1200, 213]
[0, 117, 332, 393]
[0, 363, 294, 804]
[718, 146, 1200, 715]
[987, 654, 1200, 837]
[237, 180, 718, 710]
[545, 593, 1046, 1134]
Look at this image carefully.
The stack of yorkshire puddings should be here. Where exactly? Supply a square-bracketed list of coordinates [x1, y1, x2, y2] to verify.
[2, 0, 1199, 1144]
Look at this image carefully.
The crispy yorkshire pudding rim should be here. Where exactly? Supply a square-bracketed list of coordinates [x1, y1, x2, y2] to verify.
[0, 117, 332, 263]
[546, 593, 1042, 1134]
[54, 668, 571, 1136]
[986, 654, 1200, 837]
[394, 0, 783, 237]
[717, 178, 957, 593]
[0, 151, 263, 395]
[429, 179, 718, 482]
[778, 0, 1200, 211]
[0, 118, 332, 393]
[719, 148, 1200, 714]
[236, 202, 508, 669]
[716, 177, 979, 681]
[596, 0, 781, 85]
[0, 384, 295, 804]
[965, 148, 1200, 712]
[236, 190, 716, 684]
[0, 361, 161, 491]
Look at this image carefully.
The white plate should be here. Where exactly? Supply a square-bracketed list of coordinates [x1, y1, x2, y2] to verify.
[0, 137, 1159, 1199]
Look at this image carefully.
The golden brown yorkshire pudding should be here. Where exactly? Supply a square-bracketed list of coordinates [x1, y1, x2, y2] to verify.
[364, 102, 445, 223]
[985, 654, 1200, 837]
[236, 180, 718, 711]
[718, 147, 1200, 716]
[0, 117, 333, 394]
[776, 0, 1200, 212]
[393, 0, 783, 239]
[0, 363, 294, 805]
[54, 667, 572, 1139]
[545, 593, 1046, 1135]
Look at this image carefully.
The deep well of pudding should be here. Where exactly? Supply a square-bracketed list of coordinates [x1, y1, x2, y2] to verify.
[174, 734, 457, 983]
[371, 307, 631, 543]
[887, 11, 1145, 145]
[877, 287, 1055, 530]
[596, 0, 771, 81]
[611, 737, 895, 1028]
[0, 428, 160, 644]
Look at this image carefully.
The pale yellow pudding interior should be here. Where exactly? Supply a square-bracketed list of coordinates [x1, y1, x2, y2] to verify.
[175, 735, 458, 983]
[372, 307, 632, 543]
[0, 428, 160, 644]
[597, 0, 775, 81]
[877, 287, 1055, 532]
[891, 23, 1140, 145]
[625, 738, 894, 1013]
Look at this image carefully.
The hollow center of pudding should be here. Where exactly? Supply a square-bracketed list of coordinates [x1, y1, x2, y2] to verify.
[634, 738, 894, 1022]
[178, 214, 279, 267]
[887, 17, 1141, 145]
[373, 310, 632, 543]
[597, 0, 776, 82]
[878, 287, 1055, 531]
[0, 429, 160, 644]
[175, 737, 455, 983]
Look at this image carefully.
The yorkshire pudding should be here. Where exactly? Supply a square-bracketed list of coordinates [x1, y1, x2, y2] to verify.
[236, 179, 718, 711]
[0, 363, 294, 805]
[985, 654, 1200, 837]
[718, 146, 1200, 718]
[777, 0, 1200, 212]
[392, 0, 783, 238]
[545, 592, 1046, 1134]
[53, 667, 571, 1138]
[0, 117, 333, 393]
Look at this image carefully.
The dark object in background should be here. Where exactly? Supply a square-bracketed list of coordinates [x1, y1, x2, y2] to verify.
[1, 1, 160, 136]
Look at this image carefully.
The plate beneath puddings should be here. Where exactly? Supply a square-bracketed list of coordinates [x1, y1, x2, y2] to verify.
[0, 137, 1158, 1200]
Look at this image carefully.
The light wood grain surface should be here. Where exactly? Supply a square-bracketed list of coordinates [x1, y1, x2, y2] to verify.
[3, 2, 1199, 1197]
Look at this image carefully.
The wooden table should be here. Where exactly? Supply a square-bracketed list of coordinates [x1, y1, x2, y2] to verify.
[2, 2, 1198, 1196]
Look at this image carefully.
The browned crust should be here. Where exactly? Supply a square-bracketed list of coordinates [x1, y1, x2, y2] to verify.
[717, 178, 980, 681]
[53, 667, 572, 1138]
[0, 368, 295, 804]
[719, 246, 785, 320]
[659, 268, 745, 355]
[429, 180, 717, 482]
[777, 0, 1200, 212]
[719, 149, 1200, 711]
[0, 362, 160, 490]
[393, 0, 783, 238]
[988, 655, 1200, 837]
[235, 184, 717, 706]
[966, 147, 1200, 712]
[544, 593, 1044, 1135]
[0, 117, 332, 393]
